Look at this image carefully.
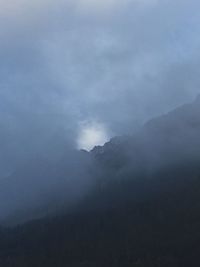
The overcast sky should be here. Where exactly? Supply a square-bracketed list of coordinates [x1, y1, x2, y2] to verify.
[1, 0, 200, 171]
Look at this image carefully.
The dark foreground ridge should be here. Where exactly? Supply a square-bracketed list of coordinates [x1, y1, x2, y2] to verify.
[1, 96, 200, 266]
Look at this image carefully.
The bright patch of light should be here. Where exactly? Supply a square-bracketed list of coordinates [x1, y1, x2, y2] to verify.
[77, 121, 109, 151]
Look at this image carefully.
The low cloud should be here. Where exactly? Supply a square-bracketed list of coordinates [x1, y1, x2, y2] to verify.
[0, 0, 200, 176]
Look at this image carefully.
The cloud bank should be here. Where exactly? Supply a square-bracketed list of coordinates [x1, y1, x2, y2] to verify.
[0, 0, 200, 175]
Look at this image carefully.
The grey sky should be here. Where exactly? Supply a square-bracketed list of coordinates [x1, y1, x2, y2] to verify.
[0, 0, 200, 172]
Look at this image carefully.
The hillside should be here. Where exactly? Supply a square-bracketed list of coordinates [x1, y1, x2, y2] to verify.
[0, 96, 200, 266]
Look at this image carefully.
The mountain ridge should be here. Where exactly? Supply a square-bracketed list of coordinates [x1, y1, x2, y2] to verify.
[1, 95, 200, 224]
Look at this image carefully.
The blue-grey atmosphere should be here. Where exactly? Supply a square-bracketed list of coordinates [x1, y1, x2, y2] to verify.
[1, 0, 200, 174]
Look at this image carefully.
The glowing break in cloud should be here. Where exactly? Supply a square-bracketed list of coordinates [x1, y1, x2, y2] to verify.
[77, 121, 109, 151]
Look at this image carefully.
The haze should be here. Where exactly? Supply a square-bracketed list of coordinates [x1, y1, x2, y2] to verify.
[1, 0, 200, 177]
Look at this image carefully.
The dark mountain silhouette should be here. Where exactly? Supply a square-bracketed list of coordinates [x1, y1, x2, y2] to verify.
[92, 94, 200, 171]
[1, 96, 200, 266]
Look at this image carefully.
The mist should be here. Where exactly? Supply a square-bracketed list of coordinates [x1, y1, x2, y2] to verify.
[1, 0, 200, 223]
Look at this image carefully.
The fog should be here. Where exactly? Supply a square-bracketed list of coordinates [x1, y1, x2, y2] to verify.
[0, 0, 200, 223]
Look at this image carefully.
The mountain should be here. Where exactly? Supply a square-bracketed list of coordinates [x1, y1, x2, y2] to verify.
[1, 95, 200, 224]
[1, 96, 200, 266]
[92, 94, 200, 171]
